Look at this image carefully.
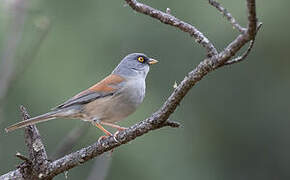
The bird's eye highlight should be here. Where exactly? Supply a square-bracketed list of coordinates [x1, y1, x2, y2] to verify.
[137, 56, 144, 63]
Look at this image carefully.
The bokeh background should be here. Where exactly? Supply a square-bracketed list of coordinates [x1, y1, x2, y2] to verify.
[1, 0, 289, 179]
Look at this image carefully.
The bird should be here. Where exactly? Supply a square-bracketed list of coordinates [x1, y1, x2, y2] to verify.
[5, 53, 158, 138]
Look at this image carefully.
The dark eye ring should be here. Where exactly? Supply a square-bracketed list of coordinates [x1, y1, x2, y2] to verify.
[137, 56, 144, 63]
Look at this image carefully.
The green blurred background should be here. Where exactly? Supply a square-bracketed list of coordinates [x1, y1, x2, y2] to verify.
[1, 0, 290, 179]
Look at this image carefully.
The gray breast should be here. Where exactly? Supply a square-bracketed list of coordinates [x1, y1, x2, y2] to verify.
[97, 77, 146, 123]
[118, 77, 146, 108]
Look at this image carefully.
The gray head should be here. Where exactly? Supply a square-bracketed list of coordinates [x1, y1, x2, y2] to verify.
[112, 53, 158, 78]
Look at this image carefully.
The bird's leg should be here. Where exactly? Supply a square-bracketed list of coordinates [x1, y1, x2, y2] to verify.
[92, 120, 113, 142]
[99, 122, 126, 144]
[92, 121, 120, 154]
[95, 123, 112, 136]
[100, 121, 127, 131]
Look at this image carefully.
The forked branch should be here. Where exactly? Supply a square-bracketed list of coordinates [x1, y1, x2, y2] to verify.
[125, 0, 218, 57]
[1, 0, 260, 179]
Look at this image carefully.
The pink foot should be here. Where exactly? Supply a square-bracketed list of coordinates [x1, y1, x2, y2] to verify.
[98, 135, 109, 142]
[116, 127, 127, 131]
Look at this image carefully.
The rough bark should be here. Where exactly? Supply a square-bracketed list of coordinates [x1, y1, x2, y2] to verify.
[0, 0, 260, 179]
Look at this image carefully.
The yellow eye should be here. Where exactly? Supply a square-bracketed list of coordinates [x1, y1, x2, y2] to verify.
[137, 56, 144, 63]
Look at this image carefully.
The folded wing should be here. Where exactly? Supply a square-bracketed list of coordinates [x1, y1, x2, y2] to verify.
[54, 74, 125, 109]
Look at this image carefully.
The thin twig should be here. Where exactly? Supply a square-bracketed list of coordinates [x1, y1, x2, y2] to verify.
[225, 23, 262, 65]
[0, 0, 259, 179]
[208, 0, 246, 33]
[163, 120, 181, 128]
[15, 152, 31, 164]
[125, 0, 218, 57]
[224, 38, 255, 65]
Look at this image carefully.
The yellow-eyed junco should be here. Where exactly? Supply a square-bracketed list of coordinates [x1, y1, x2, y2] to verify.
[5, 53, 158, 137]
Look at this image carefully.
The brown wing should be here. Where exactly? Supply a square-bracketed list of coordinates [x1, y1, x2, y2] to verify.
[54, 74, 125, 109]
[88, 74, 125, 92]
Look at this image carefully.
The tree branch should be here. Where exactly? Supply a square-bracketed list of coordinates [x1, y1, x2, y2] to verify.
[124, 0, 218, 57]
[15, 152, 31, 163]
[208, 0, 246, 33]
[1, 0, 260, 179]
[247, 0, 257, 39]
[21, 106, 50, 179]
[225, 22, 262, 66]
[1, 107, 50, 180]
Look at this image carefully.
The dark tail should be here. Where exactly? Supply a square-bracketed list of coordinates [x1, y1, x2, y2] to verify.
[5, 109, 73, 132]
